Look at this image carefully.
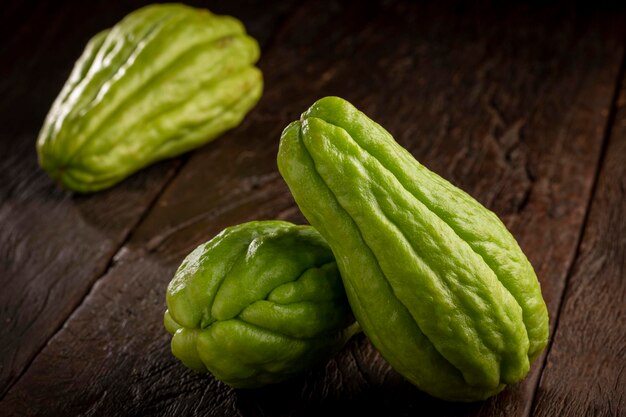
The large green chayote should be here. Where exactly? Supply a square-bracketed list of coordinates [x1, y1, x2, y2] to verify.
[164, 220, 358, 388]
[37, 4, 262, 192]
[277, 96, 549, 401]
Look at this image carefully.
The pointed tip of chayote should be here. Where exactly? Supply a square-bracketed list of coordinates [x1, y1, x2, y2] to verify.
[303, 96, 350, 120]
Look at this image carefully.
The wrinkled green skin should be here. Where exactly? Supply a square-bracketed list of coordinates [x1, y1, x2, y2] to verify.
[164, 221, 357, 388]
[37, 4, 263, 192]
[277, 97, 550, 401]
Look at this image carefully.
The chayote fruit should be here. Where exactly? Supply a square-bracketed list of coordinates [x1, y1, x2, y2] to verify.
[164, 220, 358, 388]
[37, 4, 263, 192]
[277, 96, 549, 401]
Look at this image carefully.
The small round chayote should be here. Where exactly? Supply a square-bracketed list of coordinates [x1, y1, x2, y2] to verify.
[164, 220, 357, 388]
[37, 4, 263, 193]
[277, 96, 549, 401]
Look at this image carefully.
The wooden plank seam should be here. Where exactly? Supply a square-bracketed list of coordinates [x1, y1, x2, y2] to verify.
[526, 42, 626, 417]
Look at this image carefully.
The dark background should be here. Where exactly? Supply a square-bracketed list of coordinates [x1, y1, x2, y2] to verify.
[1, 1, 625, 416]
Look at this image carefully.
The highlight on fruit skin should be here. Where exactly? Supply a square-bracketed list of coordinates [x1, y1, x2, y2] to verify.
[164, 220, 358, 388]
[277, 96, 549, 401]
[37, 3, 263, 193]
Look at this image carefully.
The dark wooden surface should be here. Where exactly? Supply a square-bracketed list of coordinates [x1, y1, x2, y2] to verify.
[1, 1, 624, 416]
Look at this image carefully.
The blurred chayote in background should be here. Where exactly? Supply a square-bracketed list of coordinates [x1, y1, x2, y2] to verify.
[37, 4, 263, 192]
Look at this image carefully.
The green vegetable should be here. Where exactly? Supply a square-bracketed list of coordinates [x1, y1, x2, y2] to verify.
[277, 96, 549, 401]
[37, 3, 262, 192]
[164, 220, 357, 388]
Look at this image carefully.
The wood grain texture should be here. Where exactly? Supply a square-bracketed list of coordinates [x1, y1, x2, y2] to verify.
[0, 0, 298, 399]
[530, 68, 626, 417]
[1, 1, 624, 416]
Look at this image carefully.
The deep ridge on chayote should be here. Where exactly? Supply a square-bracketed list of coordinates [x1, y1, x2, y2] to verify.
[277, 96, 549, 401]
[164, 220, 357, 388]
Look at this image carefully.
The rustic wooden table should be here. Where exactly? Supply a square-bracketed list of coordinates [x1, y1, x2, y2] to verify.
[1, 1, 624, 416]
